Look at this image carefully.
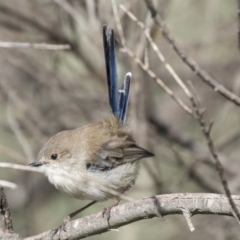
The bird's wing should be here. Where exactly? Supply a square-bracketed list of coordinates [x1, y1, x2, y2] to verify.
[87, 135, 154, 171]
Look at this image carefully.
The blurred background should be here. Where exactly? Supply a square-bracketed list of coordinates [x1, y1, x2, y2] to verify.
[0, 0, 239, 239]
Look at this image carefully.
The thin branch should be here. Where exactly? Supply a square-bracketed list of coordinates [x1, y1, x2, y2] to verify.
[143, 0, 240, 107]
[0, 162, 44, 174]
[120, 47, 193, 115]
[181, 208, 195, 232]
[188, 81, 240, 223]
[24, 193, 240, 240]
[0, 42, 70, 50]
[0, 180, 17, 189]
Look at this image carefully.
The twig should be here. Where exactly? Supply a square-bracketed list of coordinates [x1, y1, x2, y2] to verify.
[0, 180, 17, 189]
[0, 162, 43, 173]
[24, 193, 240, 240]
[188, 81, 240, 223]
[143, 0, 240, 107]
[0, 42, 70, 50]
[181, 208, 195, 232]
[120, 47, 193, 115]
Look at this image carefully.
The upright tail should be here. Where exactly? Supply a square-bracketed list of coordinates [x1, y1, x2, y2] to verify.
[103, 25, 131, 124]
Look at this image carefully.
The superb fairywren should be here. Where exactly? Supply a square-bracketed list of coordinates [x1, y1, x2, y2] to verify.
[30, 25, 153, 228]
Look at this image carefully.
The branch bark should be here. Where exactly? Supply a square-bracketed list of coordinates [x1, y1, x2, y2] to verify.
[24, 193, 240, 240]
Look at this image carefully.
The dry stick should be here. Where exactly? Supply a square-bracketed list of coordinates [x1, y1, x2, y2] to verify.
[0, 180, 17, 189]
[187, 81, 240, 223]
[24, 193, 240, 240]
[120, 47, 192, 115]
[0, 42, 70, 50]
[143, 0, 240, 107]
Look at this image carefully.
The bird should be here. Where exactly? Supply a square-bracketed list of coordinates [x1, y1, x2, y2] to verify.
[29, 25, 154, 230]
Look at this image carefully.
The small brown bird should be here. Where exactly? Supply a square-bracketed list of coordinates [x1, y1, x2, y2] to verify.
[30, 25, 154, 229]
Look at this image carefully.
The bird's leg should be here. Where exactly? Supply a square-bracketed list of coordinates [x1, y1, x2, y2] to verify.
[52, 200, 97, 237]
[102, 186, 131, 228]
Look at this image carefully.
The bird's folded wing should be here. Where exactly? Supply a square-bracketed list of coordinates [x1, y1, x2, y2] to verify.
[87, 136, 153, 171]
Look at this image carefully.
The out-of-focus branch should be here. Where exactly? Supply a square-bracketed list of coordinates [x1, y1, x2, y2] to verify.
[0, 5, 105, 82]
[143, 0, 240, 107]
[0, 187, 20, 239]
[0, 162, 43, 173]
[0, 180, 17, 189]
[24, 193, 240, 240]
[0, 187, 13, 233]
[0, 42, 70, 50]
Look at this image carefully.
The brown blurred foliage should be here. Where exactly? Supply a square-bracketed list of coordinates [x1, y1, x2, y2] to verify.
[0, 0, 240, 239]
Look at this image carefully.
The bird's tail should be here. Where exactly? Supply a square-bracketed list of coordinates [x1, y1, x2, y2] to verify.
[103, 25, 131, 124]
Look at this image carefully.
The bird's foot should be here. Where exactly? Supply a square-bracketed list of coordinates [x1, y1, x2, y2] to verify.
[102, 202, 118, 229]
[51, 215, 70, 239]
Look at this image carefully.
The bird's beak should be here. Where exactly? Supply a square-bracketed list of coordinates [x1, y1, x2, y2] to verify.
[29, 162, 43, 167]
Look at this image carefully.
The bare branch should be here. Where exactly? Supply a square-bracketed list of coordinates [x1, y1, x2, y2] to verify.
[188, 81, 240, 223]
[24, 193, 240, 240]
[120, 47, 193, 115]
[0, 162, 43, 174]
[0, 42, 70, 50]
[0, 180, 17, 189]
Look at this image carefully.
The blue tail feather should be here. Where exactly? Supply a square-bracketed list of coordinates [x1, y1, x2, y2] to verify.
[103, 26, 118, 116]
[118, 73, 131, 123]
[103, 25, 131, 123]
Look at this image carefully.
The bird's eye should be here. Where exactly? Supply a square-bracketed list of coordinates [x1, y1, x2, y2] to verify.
[51, 154, 58, 160]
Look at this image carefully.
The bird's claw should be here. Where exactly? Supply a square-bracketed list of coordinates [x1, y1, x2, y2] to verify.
[51, 216, 70, 239]
[102, 205, 114, 229]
